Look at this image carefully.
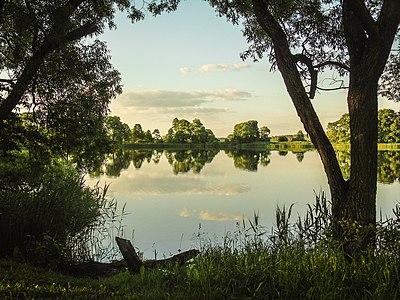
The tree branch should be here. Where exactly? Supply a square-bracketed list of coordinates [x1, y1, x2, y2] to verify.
[376, 0, 400, 52]
[0, 78, 15, 84]
[346, 0, 378, 38]
[314, 61, 350, 72]
[292, 53, 317, 99]
[251, 0, 346, 198]
[66, 22, 99, 42]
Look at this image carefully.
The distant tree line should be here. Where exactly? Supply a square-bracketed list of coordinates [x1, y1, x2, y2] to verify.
[107, 117, 219, 146]
[326, 109, 400, 144]
[107, 117, 310, 147]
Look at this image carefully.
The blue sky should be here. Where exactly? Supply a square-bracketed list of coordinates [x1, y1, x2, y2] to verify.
[100, 1, 399, 137]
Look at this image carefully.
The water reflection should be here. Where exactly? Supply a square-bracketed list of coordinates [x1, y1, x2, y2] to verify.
[90, 148, 399, 184]
[86, 148, 398, 259]
[165, 149, 219, 174]
[225, 149, 271, 171]
[336, 150, 400, 184]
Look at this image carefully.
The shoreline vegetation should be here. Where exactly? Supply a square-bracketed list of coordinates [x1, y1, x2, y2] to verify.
[2, 194, 400, 299]
[124, 141, 400, 151]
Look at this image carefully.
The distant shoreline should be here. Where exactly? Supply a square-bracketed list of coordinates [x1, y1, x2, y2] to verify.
[123, 142, 400, 151]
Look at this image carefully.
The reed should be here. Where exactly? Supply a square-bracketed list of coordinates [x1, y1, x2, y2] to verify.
[2, 192, 400, 299]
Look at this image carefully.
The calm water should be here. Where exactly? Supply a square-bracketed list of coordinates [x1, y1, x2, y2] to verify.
[87, 149, 399, 259]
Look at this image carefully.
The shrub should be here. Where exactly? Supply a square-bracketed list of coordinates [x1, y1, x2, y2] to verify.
[0, 158, 116, 266]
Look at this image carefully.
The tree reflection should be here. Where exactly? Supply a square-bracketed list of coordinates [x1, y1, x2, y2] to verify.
[131, 150, 154, 169]
[90, 150, 131, 177]
[336, 150, 399, 184]
[225, 150, 271, 172]
[377, 151, 400, 184]
[90, 148, 398, 183]
[294, 151, 305, 162]
[165, 149, 220, 174]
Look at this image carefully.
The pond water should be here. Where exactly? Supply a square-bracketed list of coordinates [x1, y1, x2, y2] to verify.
[86, 149, 399, 259]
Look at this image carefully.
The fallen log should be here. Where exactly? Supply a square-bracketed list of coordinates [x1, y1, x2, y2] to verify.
[115, 237, 200, 273]
[66, 260, 126, 278]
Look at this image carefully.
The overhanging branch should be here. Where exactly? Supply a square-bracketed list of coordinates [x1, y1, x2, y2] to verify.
[292, 53, 317, 99]
[314, 61, 350, 72]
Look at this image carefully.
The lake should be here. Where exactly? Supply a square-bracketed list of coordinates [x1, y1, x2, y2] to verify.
[86, 148, 399, 259]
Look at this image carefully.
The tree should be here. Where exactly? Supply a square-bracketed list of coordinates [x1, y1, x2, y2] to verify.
[209, 0, 400, 251]
[326, 114, 351, 143]
[294, 130, 305, 142]
[259, 125, 271, 141]
[0, 0, 146, 121]
[326, 109, 400, 143]
[164, 118, 217, 144]
[232, 120, 260, 143]
[152, 129, 163, 143]
[378, 109, 400, 143]
[106, 116, 131, 147]
[132, 124, 145, 143]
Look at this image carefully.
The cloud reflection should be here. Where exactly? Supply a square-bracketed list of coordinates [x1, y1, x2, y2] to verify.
[105, 172, 250, 197]
[179, 208, 245, 222]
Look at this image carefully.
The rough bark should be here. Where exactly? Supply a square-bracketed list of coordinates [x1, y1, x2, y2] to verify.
[339, 0, 400, 250]
[252, 0, 400, 251]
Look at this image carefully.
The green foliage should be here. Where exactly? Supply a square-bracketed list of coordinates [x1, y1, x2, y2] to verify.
[0, 156, 116, 265]
[378, 109, 400, 143]
[326, 113, 351, 143]
[259, 125, 271, 141]
[106, 116, 131, 147]
[327, 109, 400, 144]
[163, 118, 217, 144]
[277, 135, 289, 142]
[165, 149, 219, 174]
[379, 49, 400, 102]
[293, 130, 306, 141]
[334, 149, 399, 184]
[232, 120, 260, 143]
[225, 149, 271, 171]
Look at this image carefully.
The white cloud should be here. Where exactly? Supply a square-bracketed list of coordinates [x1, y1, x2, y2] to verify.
[114, 89, 252, 109]
[179, 67, 191, 75]
[199, 63, 251, 73]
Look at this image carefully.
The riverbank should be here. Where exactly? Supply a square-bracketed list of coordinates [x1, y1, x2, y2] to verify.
[2, 195, 400, 299]
[123, 141, 316, 151]
[124, 141, 400, 152]
[1, 244, 399, 299]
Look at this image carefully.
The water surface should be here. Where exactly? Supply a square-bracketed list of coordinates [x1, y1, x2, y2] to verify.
[87, 149, 399, 258]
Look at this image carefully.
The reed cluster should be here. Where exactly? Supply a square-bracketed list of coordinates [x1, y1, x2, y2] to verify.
[2, 193, 400, 298]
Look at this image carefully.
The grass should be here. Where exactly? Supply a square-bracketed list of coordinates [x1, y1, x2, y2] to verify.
[1, 245, 400, 299]
[2, 194, 400, 299]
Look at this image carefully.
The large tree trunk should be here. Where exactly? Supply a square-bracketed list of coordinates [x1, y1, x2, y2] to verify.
[333, 80, 378, 252]
[252, 0, 399, 252]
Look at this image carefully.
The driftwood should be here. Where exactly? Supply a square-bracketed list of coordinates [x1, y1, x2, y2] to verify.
[65, 237, 199, 277]
[66, 260, 126, 278]
[115, 237, 200, 273]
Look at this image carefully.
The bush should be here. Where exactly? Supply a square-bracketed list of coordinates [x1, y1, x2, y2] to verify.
[0, 158, 111, 266]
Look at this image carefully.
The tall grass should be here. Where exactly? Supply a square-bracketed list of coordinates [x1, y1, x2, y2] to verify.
[0, 158, 126, 266]
[2, 192, 400, 298]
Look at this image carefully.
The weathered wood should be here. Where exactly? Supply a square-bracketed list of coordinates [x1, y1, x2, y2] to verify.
[143, 249, 200, 269]
[115, 237, 200, 273]
[66, 260, 125, 278]
[115, 236, 143, 273]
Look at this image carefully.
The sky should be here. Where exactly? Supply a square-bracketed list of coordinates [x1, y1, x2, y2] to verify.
[100, 1, 399, 137]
